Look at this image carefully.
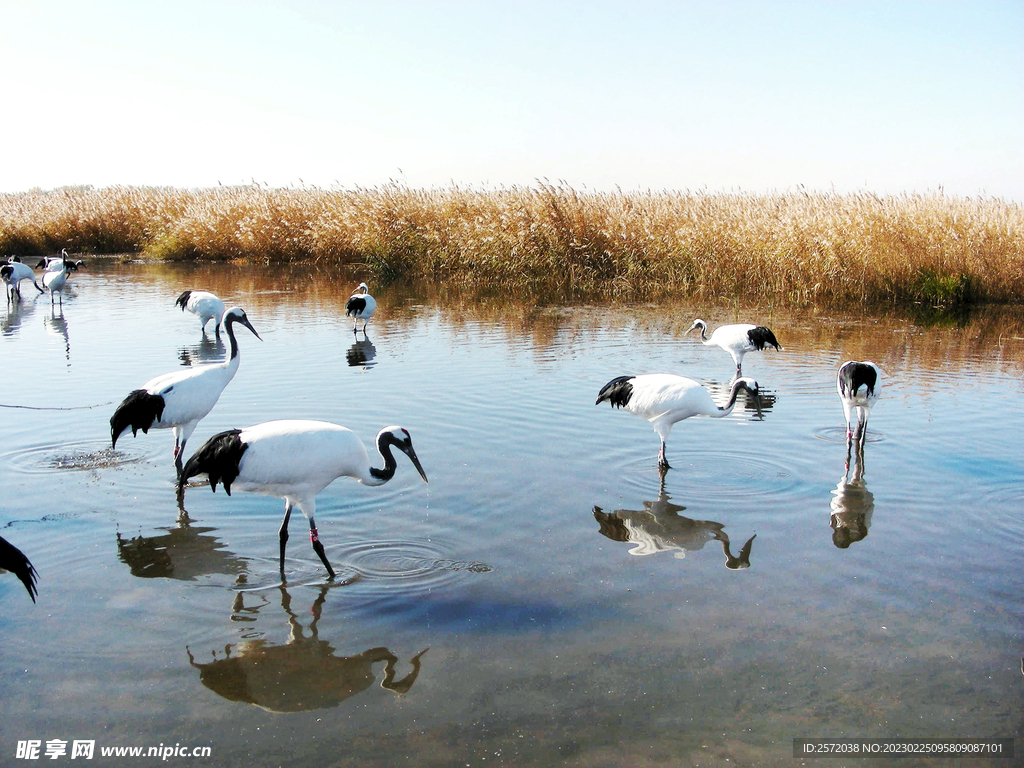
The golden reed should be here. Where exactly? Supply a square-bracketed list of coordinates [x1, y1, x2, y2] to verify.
[2, 183, 1021, 308]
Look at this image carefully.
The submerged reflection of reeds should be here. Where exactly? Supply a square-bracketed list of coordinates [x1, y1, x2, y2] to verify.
[187, 586, 428, 712]
[85, 260, 1024, 381]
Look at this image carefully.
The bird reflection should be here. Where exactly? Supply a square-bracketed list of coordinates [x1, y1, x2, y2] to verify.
[702, 373, 777, 418]
[345, 335, 377, 369]
[829, 440, 874, 548]
[2, 300, 32, 337]
[187, 586, 428, 712]
[593, 476, 755, 569]
[178, 333, 227, 367]
[116, 513, 247, 580]
[45, 306, 70, 361]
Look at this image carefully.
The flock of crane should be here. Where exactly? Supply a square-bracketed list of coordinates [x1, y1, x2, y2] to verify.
[1, 258, 881, 603]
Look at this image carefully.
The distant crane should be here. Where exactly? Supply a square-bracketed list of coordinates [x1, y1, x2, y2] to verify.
[345, 283, 376, 333]
[178, 420, 428, 577]
[687, 319, 781, 373]
[2, 258, 41, 302]
[175, 290, 227, 335]
[597, 374, 760, 470]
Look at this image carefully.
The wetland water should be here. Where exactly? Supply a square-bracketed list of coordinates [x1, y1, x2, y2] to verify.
[1, 260, 1022, 767]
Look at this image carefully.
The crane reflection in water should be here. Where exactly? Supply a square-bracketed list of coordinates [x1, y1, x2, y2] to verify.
[116, 513, 248, 581]
[187, 586, 428, 712]
[829, 439, 874, 548]
[593, 477, 755, 570]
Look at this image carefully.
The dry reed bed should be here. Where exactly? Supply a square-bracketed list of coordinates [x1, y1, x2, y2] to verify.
[2, 184, 1021, 307]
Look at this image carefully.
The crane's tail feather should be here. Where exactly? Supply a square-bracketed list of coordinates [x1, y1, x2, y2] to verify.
[178, 429, 248, 496]
[749, 326, 781, 352]
[596, 376, 634, 408]
[110, 390, 166, 448]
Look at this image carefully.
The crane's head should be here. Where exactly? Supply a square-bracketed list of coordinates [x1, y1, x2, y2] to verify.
[223, 307, 262, 340]
[686, 319, 707, 335]
[379, 426, 428, 483]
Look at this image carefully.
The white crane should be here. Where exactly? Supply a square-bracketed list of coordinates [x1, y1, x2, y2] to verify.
[0, 534, 38, 602]
[836, 361, 881, 445]
[2, 258, 41, 302]
[345, 283, 376, 333]
[38, 251, 77, 305]
[37, 249, 84, 273]
[178, 420, 428, 578]
[110, 307, 261, 475]
[175, 290, 227, 335]
[597, 373, 760, 470]
[687, 319, 781, 372]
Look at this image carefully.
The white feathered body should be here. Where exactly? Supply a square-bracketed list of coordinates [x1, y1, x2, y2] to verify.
[177, 290, 226, 332]
[232, 420, 377, 498]
[141, 356, 240, 433]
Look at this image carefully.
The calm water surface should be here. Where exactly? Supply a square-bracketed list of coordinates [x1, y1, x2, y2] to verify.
[1, 260, 1022, 767]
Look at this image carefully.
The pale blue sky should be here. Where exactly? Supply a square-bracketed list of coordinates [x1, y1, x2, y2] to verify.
[3, 1, 1022, 199]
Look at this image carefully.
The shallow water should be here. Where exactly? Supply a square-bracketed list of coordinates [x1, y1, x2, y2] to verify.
[2, 260, 1022, 767]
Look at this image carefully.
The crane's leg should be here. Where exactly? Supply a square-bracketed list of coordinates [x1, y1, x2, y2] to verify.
[307, 515, 336, 578]
[278, 501, 293, 574]
[658, 441, 671, 470]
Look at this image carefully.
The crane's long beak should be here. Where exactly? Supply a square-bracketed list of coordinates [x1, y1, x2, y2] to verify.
[241, 317, 262, 341]
[752, 389, 764, 419]
[403, 445, 429, 483]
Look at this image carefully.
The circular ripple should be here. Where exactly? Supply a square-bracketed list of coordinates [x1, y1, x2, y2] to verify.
[618, 448, 801, 502]
[1, 439, 148, 474]
[814, 427, 885, 444]
[336, 539, 494, 595]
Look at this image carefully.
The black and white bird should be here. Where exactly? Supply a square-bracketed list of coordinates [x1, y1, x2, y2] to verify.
[2, 258, 41, 302]
[687, 319, 781, 373]
[37, 249, 84, 273]
[37, 250, 79, 305]
[110, 307, 261, 475]
[178, 420, 428, 577]
[175, 290, 226, 335]
[837, 361, 881, 444]
[596, 374, 760, 470]
[0, 534, 38, 603]
[345, 283, 376, 333]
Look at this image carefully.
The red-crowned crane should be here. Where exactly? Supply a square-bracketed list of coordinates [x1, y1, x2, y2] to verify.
[837, 361, 882, 445]
[0, 534, 38, 602]
[345, 283, 376, 333]
[2, 258, 41, 302]
[38, 250, 79, 305]
[175, 290, 227, 335]
[178, 421, 428, 578]
[687, 319, 781, 373]
[110, 307, 261, 476]
[596, 374, 760, 470]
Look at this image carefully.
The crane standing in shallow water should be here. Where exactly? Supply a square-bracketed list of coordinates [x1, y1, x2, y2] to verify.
[175, 290, 227, 335]
[110, 307, 261, 476]
[687, 319, 781, 373]
[345, 283, 376, 333]
[837, 361, 881, 446]
[596, 374, 760, 470]
[178, 420, 428, 578]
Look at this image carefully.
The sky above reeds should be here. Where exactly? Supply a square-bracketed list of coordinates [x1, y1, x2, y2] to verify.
[4, 1, 1022, 200]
